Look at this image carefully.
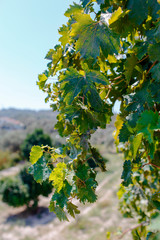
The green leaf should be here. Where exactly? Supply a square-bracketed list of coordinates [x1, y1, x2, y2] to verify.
[132, 229, 141, 240]
[58, 24, 70, 48]
[121, 160, 133, 186]
[152, 150, 160, 167]
[154, 23, 160, 43]
[131, 133, 143, 159]
[137, 110, 159, 143]
[70, 13, 120, 59]
[109, 7, 125, 26]
[49, 202, 69, 221]
[151, 201, 160, 211]
[69, 145, 82, 160]
[80, 0, 90, 7]
[124, 55, 138, 82]
[64, 3, 83, 17]
[150, 63, 160, 82]
[28, 157, 51, 183]
[49, 162, 67, 192]
[96, 0, 105, 4]
[51, 190, 68, 208]
[67, 202, 80, 218]
[90, 147, 106, 171]
[148, 43, 160, 62]
[77, 178, 97, 203]
[127, 0, 148, 25]
[119, 124, 132, 143]
[37, 74, 48, 90]
[30, 145, 43, 165]
[126, 82, 154, 114]
[60, 67, 108, 107]
[148, 0, 160, 21]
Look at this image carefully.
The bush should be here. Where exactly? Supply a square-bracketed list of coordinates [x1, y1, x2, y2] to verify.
[20, 129, 52, 160]
[1, 167, 53, 209]
[0, 150, 21, 170]
[0, 150, 12, 170]
[2, 177, 29, 207]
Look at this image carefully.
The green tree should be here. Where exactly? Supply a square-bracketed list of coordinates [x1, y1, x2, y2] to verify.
[20, 129, 52, 160]
[1, 166, 52, 209]
[29, 0, 160, 238]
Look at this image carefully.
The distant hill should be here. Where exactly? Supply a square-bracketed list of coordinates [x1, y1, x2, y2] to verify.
[0, 108, 59, 152]
[0, 117, 25, 130]
[0, 108, 116, 153]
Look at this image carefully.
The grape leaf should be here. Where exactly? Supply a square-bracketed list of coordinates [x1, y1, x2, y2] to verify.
[121, 160, 133, 186]
[90, 147, 106, 171]
[51, 190, 68, 209]
[67, 202, 80, 218]
[70, 13, 120, 59]
[58, 24, 70, 48]
[77, 178, 97, 203]
[127, 0, 148, 25]
[109, 7, 127, 26]
[149, 82, 160, 103]
[96, 0, 105, 4]
[148, 0, 160, 21]
[30, 146, 43, 165]
[154, 23, 160, 43]
[119, 124, 132, 143]
[137, 110, 159, 143]
[49, 202, 69, 221]
[28, 157, 51, 183]
[60, 67, 108, 108]
[124, 55, 138, 82]
[37, 74, 48, 90]
[125, 82, 154, 114]
[150, 63, 160, 82]
[131, 133, 143, 159]
[64, 3, 83, 17]
[80, 0, 90, 7]
[148, 43, 160, 62]
[49, 162, 67, 192]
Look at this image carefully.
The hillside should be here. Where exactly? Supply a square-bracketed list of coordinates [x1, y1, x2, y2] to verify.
[0, 108, 116, 153]
[0, 108, 59, 152]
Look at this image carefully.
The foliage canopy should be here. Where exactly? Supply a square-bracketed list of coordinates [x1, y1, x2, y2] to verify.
[30, 0, 160, 238]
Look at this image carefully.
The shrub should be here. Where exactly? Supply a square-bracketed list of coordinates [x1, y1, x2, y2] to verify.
[0, 150, 13, 170]
[0, 150, 22, 170]
[1, 167, 53, 209]
[2, 177, 29, 207]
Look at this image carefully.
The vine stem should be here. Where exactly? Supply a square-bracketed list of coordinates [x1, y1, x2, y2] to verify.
[141, 154, 160, 169]
[118, 222, 147, 239]
[138, 55, 149, 63]
[104, 87, 111, 100]
[146, 60, 158, 75]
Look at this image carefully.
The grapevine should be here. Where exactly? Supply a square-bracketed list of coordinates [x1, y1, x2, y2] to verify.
[29, 0, 160, 238]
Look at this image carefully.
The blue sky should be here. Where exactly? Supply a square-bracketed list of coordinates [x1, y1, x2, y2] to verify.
[0, 0, 76, 110]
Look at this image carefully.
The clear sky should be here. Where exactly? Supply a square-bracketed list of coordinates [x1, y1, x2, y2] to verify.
[0, 0, 77, 110]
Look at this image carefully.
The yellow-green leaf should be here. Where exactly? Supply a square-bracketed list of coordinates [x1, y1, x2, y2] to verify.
[132, 133, 143, 159]
[49, 162, 67, 192]
[109, 7, 123, 25]
[30, 145, 43, 164]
